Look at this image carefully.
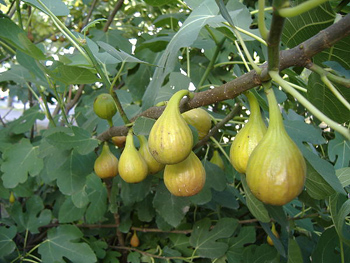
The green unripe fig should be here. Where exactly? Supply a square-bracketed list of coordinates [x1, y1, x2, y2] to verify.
[182, 108, 212, 139]
[94, 142, 119, 179]
[93, 93, 117, 126]
[138, 135, 165, 174]
[9, 191, 15, 204]
[210, 150, 225, 170]
[230, 92, 267, 174]
[119, 130, 148, 183]
[148, 90, 194, 164]
[246, 88, 306, 206]
[164, 151, 206, 196]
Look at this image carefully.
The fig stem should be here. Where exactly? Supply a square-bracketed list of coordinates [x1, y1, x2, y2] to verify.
[269, 70, 350, 140]
[278, 0, 329, 17]
[264, 86, 285, 131]
[245, 91, 263, 122]
[210, 136, 230, 164]
[164, 90, 192, 114]
[258, 0, 269, 41]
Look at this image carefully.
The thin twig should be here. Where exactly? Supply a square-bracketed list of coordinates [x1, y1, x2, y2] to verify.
[194, 105, 241, 150]
[103, 0, 124, 32]
[82, 0, 99, 28]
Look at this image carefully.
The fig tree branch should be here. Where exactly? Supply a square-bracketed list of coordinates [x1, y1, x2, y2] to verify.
[103, 0, 124, 32]
[97, 13, 350, 141]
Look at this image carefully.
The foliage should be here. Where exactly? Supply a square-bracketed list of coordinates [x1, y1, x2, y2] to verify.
[0, 0, 350, 262]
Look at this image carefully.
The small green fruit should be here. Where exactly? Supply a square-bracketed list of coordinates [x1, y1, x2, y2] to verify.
[93, 93, 117, 126]
[210, 150, 225, 170]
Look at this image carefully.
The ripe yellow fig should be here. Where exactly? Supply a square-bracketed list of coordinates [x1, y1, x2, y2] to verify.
[94, 142, 119, 179]
[230, 91, 267, 174]
[164, 151, 206, 197]
[93, 93, 117, 127]
[130, 231, 140, 247]
[267, 222, 279, 246]
[148, 90, 194, 164]
[246, 88, 306, 206]
[119, 130, 148, 183]
[209, 150, 225, 170]
[138, 135, 165, 174]
[182, 108, 212, 139]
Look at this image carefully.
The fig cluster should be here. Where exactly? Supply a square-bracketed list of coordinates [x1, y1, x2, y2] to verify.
[148, 90, 209, 196]
[230, 90, 306, 206]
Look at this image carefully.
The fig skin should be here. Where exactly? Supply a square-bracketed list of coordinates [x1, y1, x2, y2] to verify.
[111, 136, 126, 148]
[118, 130, 148, 183]
[148, 90, 194, 164]
[164, 151, 206, 197]
[182, 108, 212, 139]
[138, 135, 165, 174]
[246, 88, 306, 206]
[230, 92, 267, 174]
[94, 142, 119, 179]
[9, 192, 15, 204]
[130, 231, 140, 247]
[93, 93, 117, 126]
[209, 150, 225, 170]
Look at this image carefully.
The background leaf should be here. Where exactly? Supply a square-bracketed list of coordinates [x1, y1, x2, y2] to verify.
[307, 73, 350, 123]
[0, 226, 17, 257]
[241, 175, 270, 223]
[38, 225, 97, 263]
[153, 182, 191, 227]
[24, 0, 69, 16]
[189, 217, 238, 259]
[10, 195, 51, 234]
[1, 139, 43, 188]
[45, 126, 98, 155]
[328, 132, 350, 169]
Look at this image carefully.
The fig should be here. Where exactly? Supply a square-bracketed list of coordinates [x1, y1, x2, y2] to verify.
[210, 150, 225, 170]
[182, 108, 212, 139]
[94, 142, 119, 179]
[138, 135, 165, 174]
[164, 151, 206, 197]
[93, 93, 117, 127]
[111, 135, 126, 148]
[118, 129, 148, 183]
[267, 222, 279, 246]
[148, 90, 193, 164]
[230, 92, 267, 174]
[246, 88, 306, 206]
[9, 191, 15, 204]
[130, 231, 140, 247]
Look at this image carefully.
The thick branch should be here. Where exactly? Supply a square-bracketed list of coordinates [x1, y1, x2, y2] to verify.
[97, 14, 350, 141]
